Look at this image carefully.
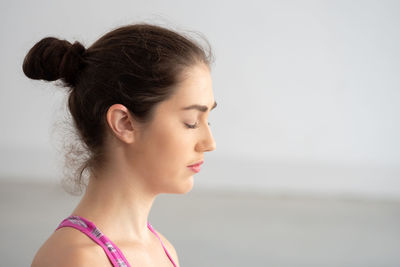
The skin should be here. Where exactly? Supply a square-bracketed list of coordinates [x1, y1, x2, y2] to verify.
[31, 63, 217, 267]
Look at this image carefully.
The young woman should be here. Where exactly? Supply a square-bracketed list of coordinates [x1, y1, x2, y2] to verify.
[23, 23, 217, 267]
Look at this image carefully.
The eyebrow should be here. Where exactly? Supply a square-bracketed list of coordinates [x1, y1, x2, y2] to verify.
[181, 101, 217, 112]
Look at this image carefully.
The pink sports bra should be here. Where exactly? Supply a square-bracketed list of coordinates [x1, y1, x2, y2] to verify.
[55, 215, 177, 267]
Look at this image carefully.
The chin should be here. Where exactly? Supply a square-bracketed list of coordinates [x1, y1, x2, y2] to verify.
[172, 176, 194, 194]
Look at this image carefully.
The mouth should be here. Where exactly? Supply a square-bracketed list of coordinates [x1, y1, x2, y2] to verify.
[187, 161, 204, 173]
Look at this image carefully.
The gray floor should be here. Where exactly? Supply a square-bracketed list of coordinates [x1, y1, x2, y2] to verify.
[1, 181, 400, 267]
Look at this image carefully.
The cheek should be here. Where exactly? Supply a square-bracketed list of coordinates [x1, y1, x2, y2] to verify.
[147, 127, 191, 171]
[145, 133, 194, 192]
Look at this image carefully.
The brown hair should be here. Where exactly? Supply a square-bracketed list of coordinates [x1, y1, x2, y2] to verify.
[22, 23, 214, 194]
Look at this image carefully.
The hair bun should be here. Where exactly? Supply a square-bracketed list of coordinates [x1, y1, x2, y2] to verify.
[22, 37, 87, 87]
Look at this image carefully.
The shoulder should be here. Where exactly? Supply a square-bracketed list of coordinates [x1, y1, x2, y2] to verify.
[31, 227, 110, 267]
[154, 229, 181, 267]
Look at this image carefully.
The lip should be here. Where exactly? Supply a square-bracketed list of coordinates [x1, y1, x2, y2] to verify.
[187, 160, 204, 173]
[187, 160, 204, 167]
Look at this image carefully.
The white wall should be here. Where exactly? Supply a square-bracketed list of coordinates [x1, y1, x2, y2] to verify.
[1, 0, 399, 198]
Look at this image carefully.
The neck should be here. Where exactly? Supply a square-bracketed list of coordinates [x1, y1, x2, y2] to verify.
[72, 168, 157, 244]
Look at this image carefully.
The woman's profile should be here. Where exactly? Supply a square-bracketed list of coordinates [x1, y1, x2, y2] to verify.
[23, 23, 217, 267]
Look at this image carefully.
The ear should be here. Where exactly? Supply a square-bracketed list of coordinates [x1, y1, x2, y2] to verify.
[106, 104, 136, 144]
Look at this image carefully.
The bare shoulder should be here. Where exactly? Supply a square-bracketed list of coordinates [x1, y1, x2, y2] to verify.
[31, 227, 110, 267]
[154, 229, 181, 267]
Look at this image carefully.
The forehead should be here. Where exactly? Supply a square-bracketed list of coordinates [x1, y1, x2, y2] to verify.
[168, 64, 214, 109]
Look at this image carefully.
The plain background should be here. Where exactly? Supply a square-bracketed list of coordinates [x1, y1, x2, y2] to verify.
[1, 0, 400, 266]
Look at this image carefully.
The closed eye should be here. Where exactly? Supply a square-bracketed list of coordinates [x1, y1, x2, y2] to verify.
[185, 122, 211, 129]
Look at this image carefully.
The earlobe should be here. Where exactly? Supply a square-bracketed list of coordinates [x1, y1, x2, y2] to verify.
[106, 104, 135, 144]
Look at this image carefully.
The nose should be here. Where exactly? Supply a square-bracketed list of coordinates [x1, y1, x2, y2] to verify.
[196, 124, 216, 152]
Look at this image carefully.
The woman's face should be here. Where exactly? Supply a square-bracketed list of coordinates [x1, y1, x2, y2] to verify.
[132, 63, 217, 194]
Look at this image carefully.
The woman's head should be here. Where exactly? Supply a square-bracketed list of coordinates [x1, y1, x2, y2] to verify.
[104, 63, 216, 195]
[22, 23, 216, 194]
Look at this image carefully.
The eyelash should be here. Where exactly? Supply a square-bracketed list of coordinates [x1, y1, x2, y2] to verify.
[185, 122, 211, 129]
